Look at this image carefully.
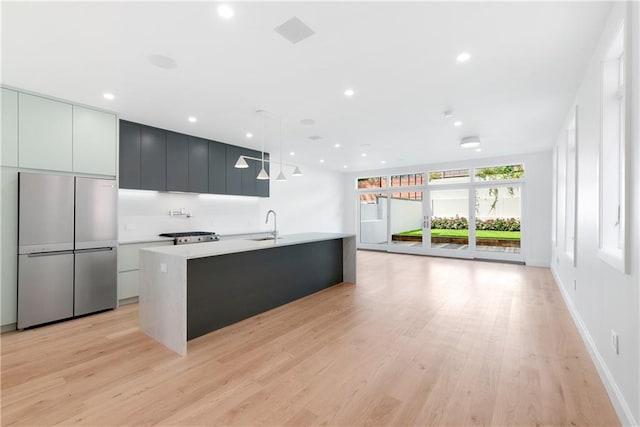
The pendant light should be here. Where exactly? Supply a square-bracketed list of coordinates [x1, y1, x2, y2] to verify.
[234, 156, 249, 168]
[256, 111, 269, 180]
[276, 118, 287, 181]
[292, 166, 303, 176]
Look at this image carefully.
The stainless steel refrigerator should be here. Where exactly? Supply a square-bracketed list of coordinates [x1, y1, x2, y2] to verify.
[18, 173, 118, 329]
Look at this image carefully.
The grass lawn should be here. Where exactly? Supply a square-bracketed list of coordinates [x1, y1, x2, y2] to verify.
[398, 229, 521, 240]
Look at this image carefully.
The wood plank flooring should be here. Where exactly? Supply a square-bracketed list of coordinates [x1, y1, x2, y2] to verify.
[1, 251, 619, 426]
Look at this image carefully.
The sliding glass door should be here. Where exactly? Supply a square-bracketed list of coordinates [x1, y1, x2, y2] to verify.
[426, 188, 471, 257]
[474, 184, 522, 260]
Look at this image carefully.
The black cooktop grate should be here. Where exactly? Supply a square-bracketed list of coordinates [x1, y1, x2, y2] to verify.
[159, 231, 217, 238]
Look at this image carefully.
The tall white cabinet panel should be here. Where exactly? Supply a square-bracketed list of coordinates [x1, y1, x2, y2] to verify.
[18, 93, 72, 171]
[1, 88, 18, 167]
[1, 169, 18, 325]
[73, 106, 117, 176]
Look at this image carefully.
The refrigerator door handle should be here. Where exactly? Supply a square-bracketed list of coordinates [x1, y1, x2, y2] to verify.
[27, 250, 75, 258]
[74, 247, 114, 254]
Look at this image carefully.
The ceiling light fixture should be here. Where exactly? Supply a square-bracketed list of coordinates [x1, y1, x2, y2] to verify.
[292, 166, 303, 176]
[343, 165, 348, 169]
[457, 52, 471, 62]
[320, 159, 325, 163]
[454, 121, 463, 127]
[381, 160, 387, 164]
[334, 143, 341, 148]
[344, 89, 355, 97]
[460, 136, 481, 149]
[361, 153, 367, 157]
[289, 152, 295, 156]
[103, 93, 115, 100]
[256, 111, 269, 180]
[246, 132, 253, 138]
[188, 117, 197, 123]
[234, 156, 249, 168]
[475, 148, 482, 153]
[217, 4, 234, 19]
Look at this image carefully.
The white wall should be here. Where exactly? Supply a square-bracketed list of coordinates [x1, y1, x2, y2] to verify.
[119, 162, 345, 241]
[343, 151, 552, 266]
[552, 3, 639, 425]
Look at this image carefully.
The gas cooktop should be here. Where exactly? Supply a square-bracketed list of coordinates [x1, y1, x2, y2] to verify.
[159, 231, 219, 245]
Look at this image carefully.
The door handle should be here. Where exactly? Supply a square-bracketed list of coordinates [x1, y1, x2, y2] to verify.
[74, 247, 114, 254]
[27, 250, 74, 257]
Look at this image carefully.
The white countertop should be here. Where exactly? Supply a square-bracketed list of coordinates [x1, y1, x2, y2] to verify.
[119, 236, 175, 245]
[140, 232, 355, 260]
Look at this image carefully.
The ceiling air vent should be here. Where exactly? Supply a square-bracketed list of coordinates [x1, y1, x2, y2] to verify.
[307, 135, 323, 141]
[274, 17, 315, 44]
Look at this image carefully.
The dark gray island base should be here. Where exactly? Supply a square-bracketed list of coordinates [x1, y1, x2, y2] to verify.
[139, 233, 356, 355]
[187, 239, 343, 340]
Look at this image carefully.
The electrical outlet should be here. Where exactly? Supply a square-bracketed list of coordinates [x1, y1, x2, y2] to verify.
[160, 263, 167, 273]
[573, 279, 577, 291]
[611, 330, 619, 354]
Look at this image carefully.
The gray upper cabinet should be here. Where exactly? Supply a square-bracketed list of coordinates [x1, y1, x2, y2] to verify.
[188, 137, 208, 193]
[140, 126, 167, 191]
[257, 153, 270, 197]
[118, 119, 268, 197]
[208, 141, 226, 194]
[166, 131, 189, 192]
[241, 149, 260, 197]
[18, 93, 72, 171]
[119, 121, 141, 189]
[1, 88, 18, 167]
[225, 145, 243, 195]
[72, 106, 117, 176]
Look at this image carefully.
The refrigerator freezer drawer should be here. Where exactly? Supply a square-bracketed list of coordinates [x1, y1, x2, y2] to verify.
[18, 252, 74, 329]
[18, 173, 74, 253]
[74, 247, 117, 316]
[75, 177, 117, 250]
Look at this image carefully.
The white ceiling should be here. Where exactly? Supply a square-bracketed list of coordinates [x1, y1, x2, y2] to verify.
[2, 1, 611, 172]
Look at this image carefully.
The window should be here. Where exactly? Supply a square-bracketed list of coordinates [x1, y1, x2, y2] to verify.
[428, 169, 470, 184]
[390, 173, 425, 187]
[357, 176, 387, 189]
[474, 164, 525, 181]
[599, 24, 627, 272]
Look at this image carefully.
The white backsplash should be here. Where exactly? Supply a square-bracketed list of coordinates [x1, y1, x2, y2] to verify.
[119, 190, 262, 240]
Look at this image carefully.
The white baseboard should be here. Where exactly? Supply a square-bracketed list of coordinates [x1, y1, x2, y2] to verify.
[526, 258, 550, 267]
[550, 266, 638, 427]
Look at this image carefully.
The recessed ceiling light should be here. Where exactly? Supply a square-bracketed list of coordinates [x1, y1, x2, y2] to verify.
[188, 117, 197, 123]
[343, 165, 348, 169]
[246, 132, 253, 138]
[344, 89, 355, 97]
[289, 152, 295, 156]
[334, 143, 341, 148]
[217, 4, 234, 19]
[361, 153, 367, 157]
[457, 52, 471, 62]
[454, 121, 463, 127]
[460, 136, 481, 149]
[319, 159, 325, 163]
[103, 93, 115, 100]
[381, 160, 387, 164]
[475, 148, 482, 152]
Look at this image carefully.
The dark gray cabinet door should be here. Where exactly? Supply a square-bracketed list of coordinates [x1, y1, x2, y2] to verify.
[208, 141, 226, 194]
[241, 149, 259, 196]
[256, 153, 270, 197]
[140, 126, 167, 191]
[119, 120, 141, 189]
[189, 137, 209, 193]
[166, 131, 189, 192]
[225, 145, 242, 195]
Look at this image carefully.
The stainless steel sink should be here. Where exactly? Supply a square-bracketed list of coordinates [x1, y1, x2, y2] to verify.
[250, 237, 283, 241]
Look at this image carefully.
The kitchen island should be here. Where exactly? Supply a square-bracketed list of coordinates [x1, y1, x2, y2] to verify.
[138, 233, 356, 355]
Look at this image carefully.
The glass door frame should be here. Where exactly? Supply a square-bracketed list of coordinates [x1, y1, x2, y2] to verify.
[355, 169, 526, 263]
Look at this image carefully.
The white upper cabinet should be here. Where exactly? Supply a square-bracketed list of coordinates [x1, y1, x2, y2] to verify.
[73, 105, 117, 176]
[18, 93, 72, 171]
[1, 88, 19, 167]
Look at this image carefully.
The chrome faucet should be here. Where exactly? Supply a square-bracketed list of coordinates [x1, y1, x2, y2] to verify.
[265, 210, 277, 239]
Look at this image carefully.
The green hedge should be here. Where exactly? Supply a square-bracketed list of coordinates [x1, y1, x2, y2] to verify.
[431, 216, 520, 232]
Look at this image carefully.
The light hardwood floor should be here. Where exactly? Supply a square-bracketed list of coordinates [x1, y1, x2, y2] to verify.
[1, 251, 619, 426]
